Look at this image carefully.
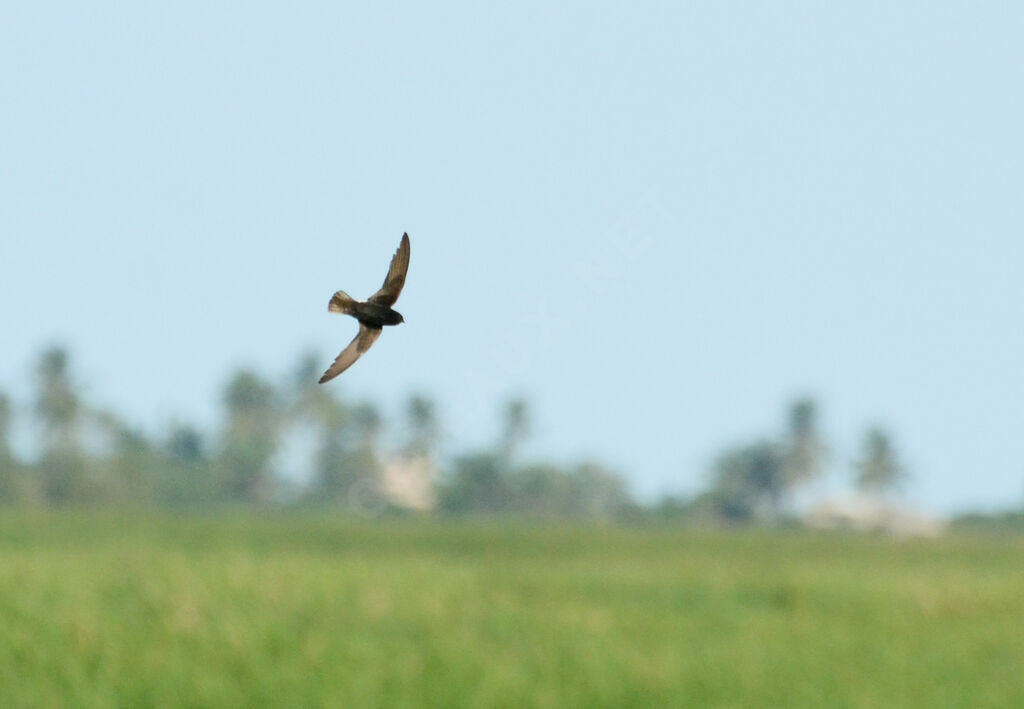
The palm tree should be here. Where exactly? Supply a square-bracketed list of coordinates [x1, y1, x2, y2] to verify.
[34, 346, 86, 503]
[499, 397, 529, 463]
[0, 392, 17, 503]
[0, 392, 11, 461]
[405, 393, 439, 458]
[783, 397, 826, 488]
[855, 427, 906, 494]
[219, 370, 282, 503]
[93, 408, 154, 505]
[157, 423, 214, 508]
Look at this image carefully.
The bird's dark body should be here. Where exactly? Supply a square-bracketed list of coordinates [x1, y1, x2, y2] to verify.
[351, 301, 404, 328]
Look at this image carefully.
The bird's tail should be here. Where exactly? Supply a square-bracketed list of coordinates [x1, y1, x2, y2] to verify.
[328, 290, 356, 314]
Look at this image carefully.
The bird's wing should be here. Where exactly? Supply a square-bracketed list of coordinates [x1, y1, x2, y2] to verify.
[318, 324, 384, 383]
[368, 232, 410, 306]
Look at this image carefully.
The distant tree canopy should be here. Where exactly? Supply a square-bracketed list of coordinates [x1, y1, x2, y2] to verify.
[696, 397, 829, 522]
[703, 440, 786, 521]
[0, 347, 919, 524]
[438, 399, 629, 520]
[0, 346, 635, 520]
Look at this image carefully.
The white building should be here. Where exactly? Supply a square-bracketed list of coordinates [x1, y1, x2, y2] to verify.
[804, 493, 946, 538]
[380, 455, 437, 511]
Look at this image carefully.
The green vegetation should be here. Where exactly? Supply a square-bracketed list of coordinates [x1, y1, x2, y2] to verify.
[0, 514, 1022, 708]
[0, 346, 633, 521]
[3, 346, 933, 526]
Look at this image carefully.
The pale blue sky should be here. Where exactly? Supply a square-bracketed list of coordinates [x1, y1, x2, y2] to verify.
[3, 3, 1022, 513]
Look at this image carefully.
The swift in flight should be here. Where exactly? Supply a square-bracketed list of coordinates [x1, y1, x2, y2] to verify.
[318, 232, 410, 383]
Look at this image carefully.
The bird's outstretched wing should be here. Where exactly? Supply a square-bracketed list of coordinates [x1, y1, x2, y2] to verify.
[368, 232, 410, 306]
[318, 324, 383, 383]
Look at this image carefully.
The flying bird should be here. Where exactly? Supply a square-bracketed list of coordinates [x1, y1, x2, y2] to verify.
[318, 232, 410, 383]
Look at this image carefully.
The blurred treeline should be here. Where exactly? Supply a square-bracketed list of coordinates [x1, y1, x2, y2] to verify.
[0, 346, 633, 519]
[0, 346, 914, 522]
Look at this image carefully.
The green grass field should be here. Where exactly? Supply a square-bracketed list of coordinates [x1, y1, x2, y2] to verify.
[0, 514, 1021, 708]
